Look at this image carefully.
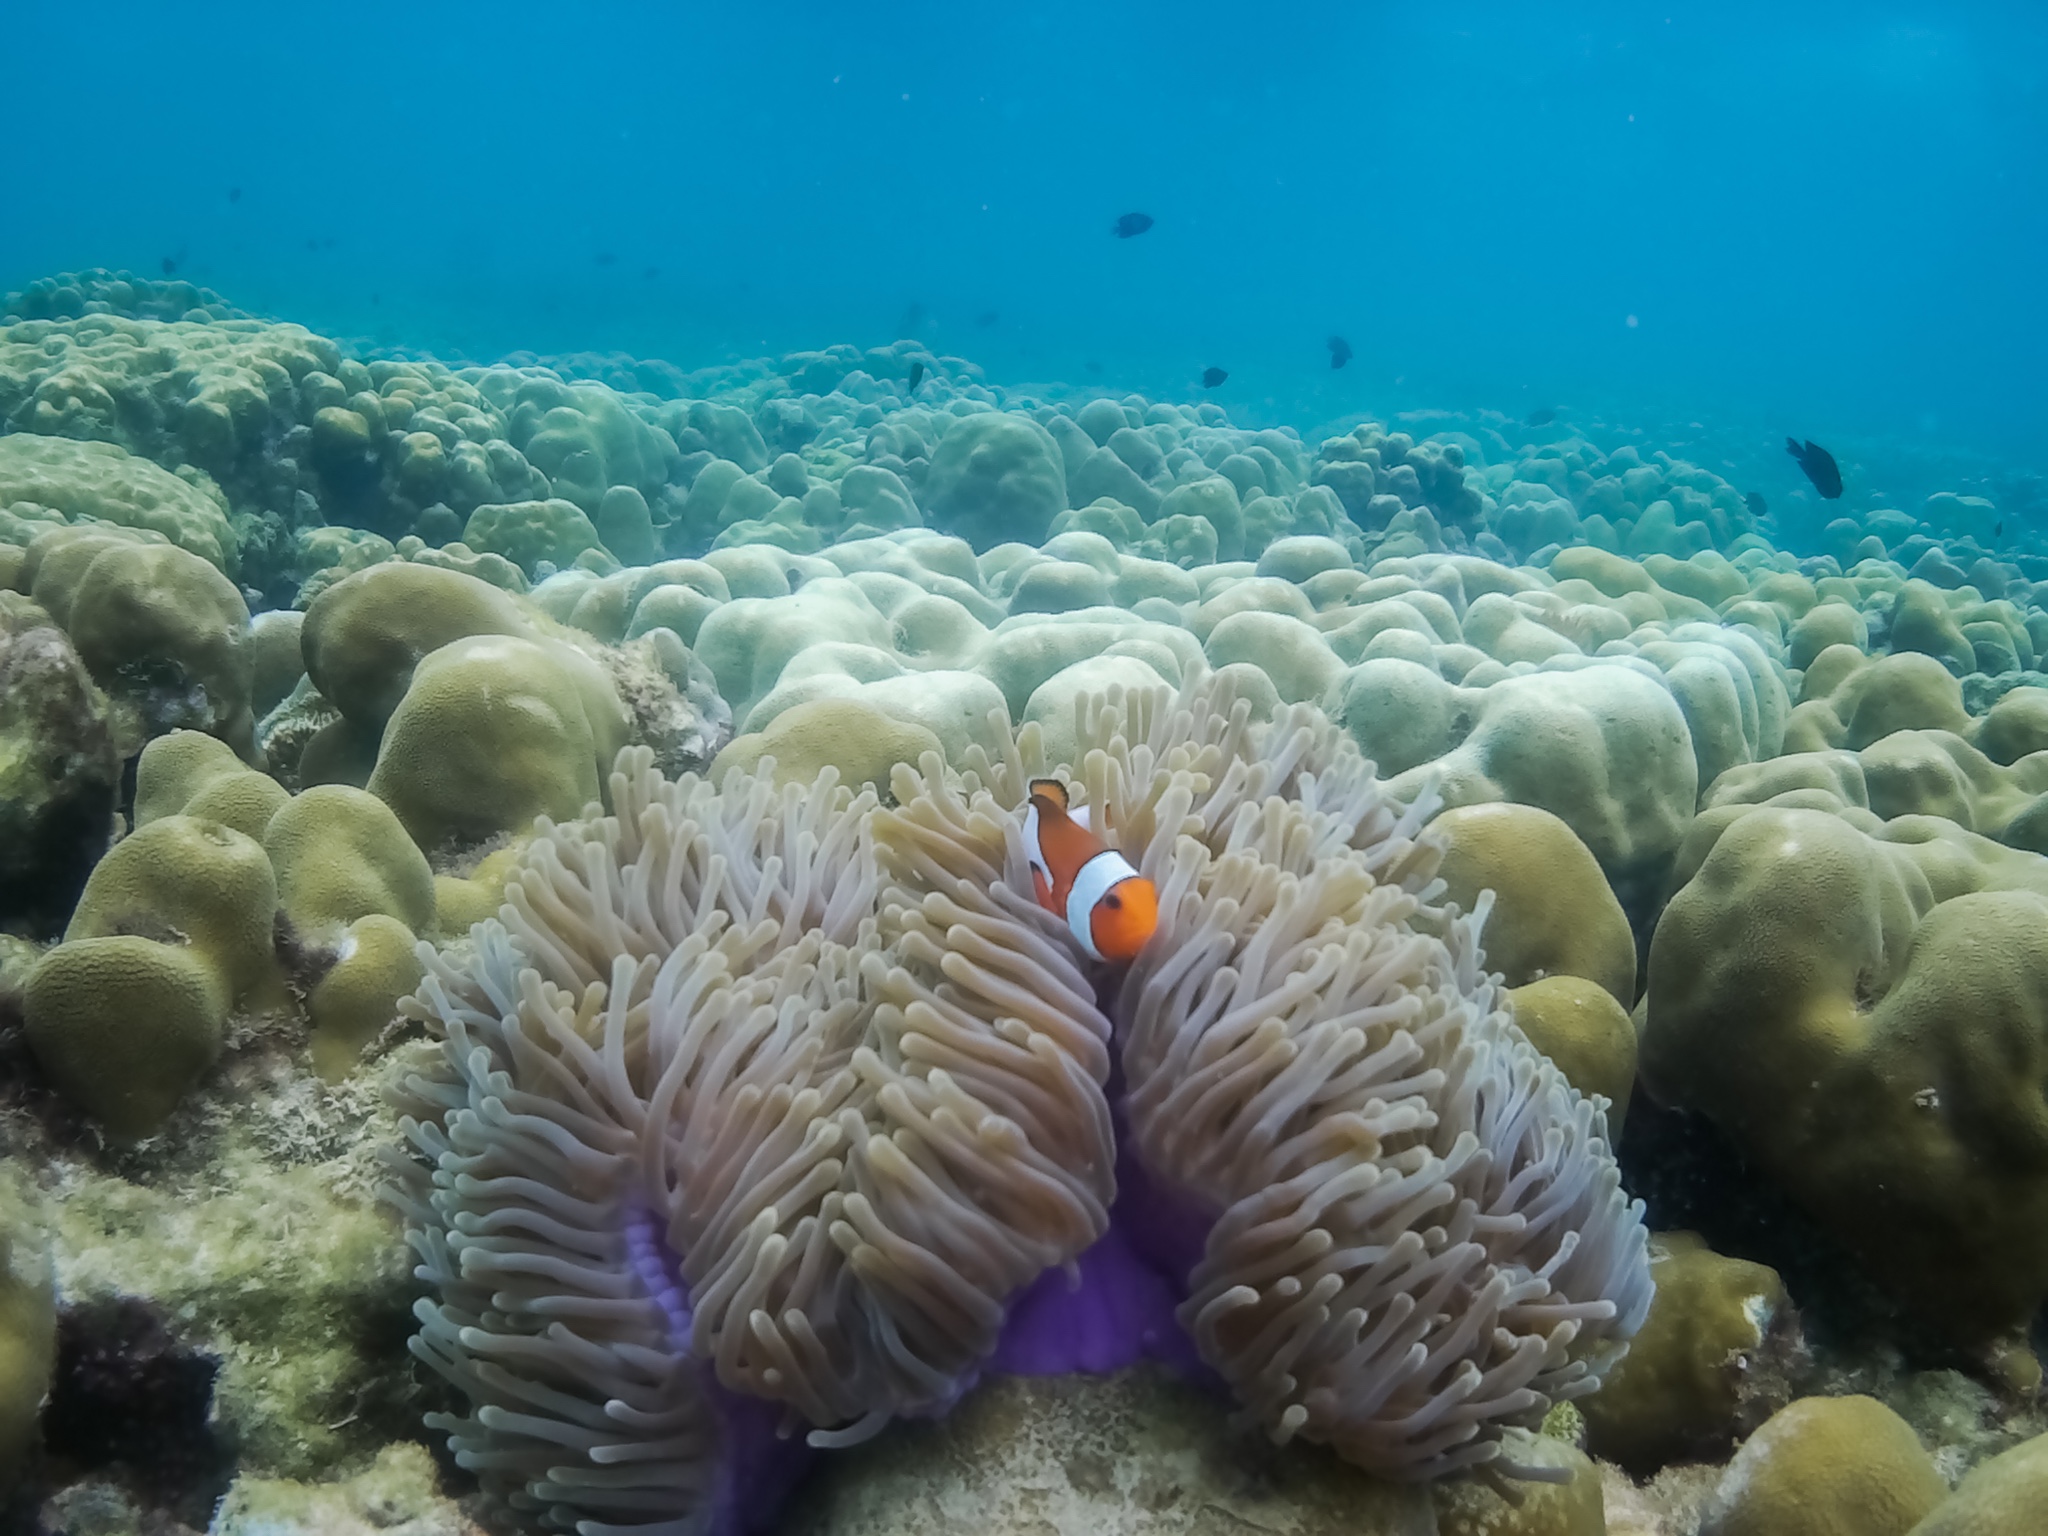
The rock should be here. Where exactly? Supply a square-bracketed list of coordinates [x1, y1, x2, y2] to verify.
[782, 1367, 1435, 1536]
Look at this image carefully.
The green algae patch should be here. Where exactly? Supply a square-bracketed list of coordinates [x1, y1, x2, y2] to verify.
[42, 1068, 421, 1479]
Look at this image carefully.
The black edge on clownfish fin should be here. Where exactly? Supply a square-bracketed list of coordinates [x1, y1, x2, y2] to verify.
[1028, 778, 1070, 811]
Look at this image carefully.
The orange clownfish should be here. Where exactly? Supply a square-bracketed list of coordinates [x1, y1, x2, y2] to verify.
[1022, 778, 1158, 963]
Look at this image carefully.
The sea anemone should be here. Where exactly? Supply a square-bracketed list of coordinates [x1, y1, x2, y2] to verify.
[386, 753, 1116, 1534]
[388, 670, 1652, 1531]
[957, 673, 1654, 1480]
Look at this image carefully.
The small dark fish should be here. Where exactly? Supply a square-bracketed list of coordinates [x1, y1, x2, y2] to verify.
[907, 360, 926, 392]
[1526, 407, 1557, 427]
[1327, 335, 1353, 369]
[304, 237, 319, 251]
[1745, 491, 1767, 520]
[1112, 212, 1154, 238]
[595, 251, 616, 266]
[160, 254, 179, 275]
[1201, 367, 1228, 389]
[1995, 521, 2003, 541]
[976, 309, 999, 328]
[1786, 437, 1843, 499]
[228, 186, 241, 203]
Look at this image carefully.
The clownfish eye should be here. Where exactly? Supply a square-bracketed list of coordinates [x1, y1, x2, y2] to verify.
[1104, 893, 1121, 908]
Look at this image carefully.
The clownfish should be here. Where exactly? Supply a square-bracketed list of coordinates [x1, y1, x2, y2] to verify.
[1022, 779, 1158, 962]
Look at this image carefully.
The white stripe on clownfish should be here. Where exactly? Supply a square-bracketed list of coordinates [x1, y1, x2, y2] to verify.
[1065, 848, 1142, 961]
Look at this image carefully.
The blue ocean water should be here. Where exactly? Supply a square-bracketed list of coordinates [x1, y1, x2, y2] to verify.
[5, 1, 2042, 531]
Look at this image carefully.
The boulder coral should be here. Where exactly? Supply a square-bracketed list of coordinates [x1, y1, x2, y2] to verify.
[366, 633, 631, 848]
[30, 530, 255, 752]
[0, 433, 236, 572]
[920, 412, 1067, 550]
[302, 562, 534, 731]
[1431, 802, 1636, 1004]
[1906, 1431, 2048, 1534]
[1376, 661, 1699, 881]
[1578, 1232, 1788, 1471]
[1698, 1395, 1946, 1536]
[1643, 801, 2048, 1342]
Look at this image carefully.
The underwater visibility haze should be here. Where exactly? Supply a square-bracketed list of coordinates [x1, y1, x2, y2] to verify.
[3, 4, 2048, 1535]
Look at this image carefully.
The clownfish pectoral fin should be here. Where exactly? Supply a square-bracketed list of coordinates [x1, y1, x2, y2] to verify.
[1028, 778, 1070, 812]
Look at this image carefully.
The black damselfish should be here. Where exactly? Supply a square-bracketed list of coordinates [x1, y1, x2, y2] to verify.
[1327, 335, 1353, 368]
[1113, 212, 1154, 238]
[1787, 438, 1843, 499]
[1201, 367, 1228, 388]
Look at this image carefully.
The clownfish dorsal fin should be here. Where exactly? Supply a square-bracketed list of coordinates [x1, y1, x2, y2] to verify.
[1028, 778, 1070, 812]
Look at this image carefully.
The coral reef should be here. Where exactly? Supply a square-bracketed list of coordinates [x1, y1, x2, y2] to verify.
[6, 273, 2048, 1534]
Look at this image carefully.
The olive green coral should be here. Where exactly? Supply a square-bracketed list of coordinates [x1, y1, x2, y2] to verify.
[1433, 1432, 1604, 1536]
[365, 633, 630, 847]
[302, 561, 534, 731]
[24, 808, 292, 1135]
[38, 535, 255, 751]
[1700, 1395, 1945, 1536]
[134, 728, 287, 840]
[1644, 803, 2048, 1342]
[1507, 975, 1638, 1133]
[262, 784, 434, 937]
[304, 913, 423, 1081]
[1579, 1231, 1788, 1471]
[1433, 801, 1636, 1004]
[1907, 1431, 2048, 1535]
[0, 432, 236, 572]
[24, 934, 227, 1138]
[709, 695, 946, 793]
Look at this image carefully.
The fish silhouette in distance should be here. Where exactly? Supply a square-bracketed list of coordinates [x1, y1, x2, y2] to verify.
[1786, 438, 1843, 499]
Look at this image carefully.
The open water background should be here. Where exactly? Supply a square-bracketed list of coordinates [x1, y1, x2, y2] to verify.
[4, 1, 2043, 544]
